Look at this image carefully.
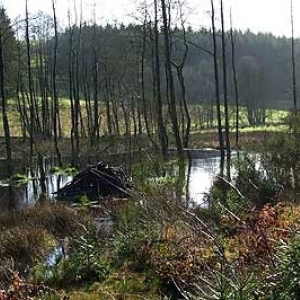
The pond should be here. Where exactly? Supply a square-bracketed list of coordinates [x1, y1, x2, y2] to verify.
[0, 150, 241, 211]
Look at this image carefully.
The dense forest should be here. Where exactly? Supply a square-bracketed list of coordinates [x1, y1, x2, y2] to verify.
[52, 25, 294, 109]
[0, 3, 298, 167]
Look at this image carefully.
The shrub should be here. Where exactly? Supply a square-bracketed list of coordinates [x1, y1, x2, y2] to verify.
[234, 156, 282, 209]
[269, 237, 300, 299]
[0, 202, 85, 286]
[260, 112, 300, 192]
[0, 227, 54, 283]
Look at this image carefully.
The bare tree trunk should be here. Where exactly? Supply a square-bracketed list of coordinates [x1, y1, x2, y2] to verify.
[52, 0, 62, 166]
[154, 0, 168, 159]
[68, 18, 76, 166]
[172, 8, 191, 149]
[16, 79, 26, 141]
[73, 21, 82, 162]
[69, 37, 75, 165]
[82, 68, 92, 139]
[131, 95, 137, 137]
[291, 0, 297, 110]
[92, 25, 100, 144]
[112, 97, 120, 134]
[230, 10, 240, 149]
[141, 20, 151, 138]
[220, 0, 231, 173]
[135, 45, 143, 136]
[0, 13, 12, 176]
[37, 39, 48, 138]
[16, 28, 28, 142]
[25, 0, 35, 161]
[161, 0, 183, 158]
[121, 101, 130, 136]
[20, 83, 30, 140]
[44, 37, 52, 137]
[104, 61, 113, 135]
[211, 0, 225, 164]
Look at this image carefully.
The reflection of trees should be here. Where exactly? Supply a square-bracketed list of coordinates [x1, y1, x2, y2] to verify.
[0, 187, 22, 212]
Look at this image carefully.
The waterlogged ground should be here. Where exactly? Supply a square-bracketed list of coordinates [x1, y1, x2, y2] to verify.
[0, 167, 73, 211]
[0, 151, 245, 211]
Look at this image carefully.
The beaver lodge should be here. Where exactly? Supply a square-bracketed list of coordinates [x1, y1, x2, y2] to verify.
[54, 162, 133, 202]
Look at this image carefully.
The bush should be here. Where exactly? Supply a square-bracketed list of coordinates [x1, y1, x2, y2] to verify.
[30, 208, 110, 286]
[0, 227, 54, 284]
[260, 113, 300, 192]
[113, 202, 162, 271]
[269, 237, 300, 299]
[0, 202, 85, 286]
[235, 156, 282, 209]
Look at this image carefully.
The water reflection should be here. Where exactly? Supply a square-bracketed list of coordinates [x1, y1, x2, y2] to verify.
[0, 151, 242, 210]
[187, 151, 241, 205]
[25, 173, 73, 204]
[0, 158, 73, 211]
[188, 156, 221, 206]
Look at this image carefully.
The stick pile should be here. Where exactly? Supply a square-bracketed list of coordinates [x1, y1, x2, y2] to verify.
[55, 162, 132, 201]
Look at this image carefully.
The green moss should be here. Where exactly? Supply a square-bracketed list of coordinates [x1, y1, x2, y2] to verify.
[50, 166, 77, 176]
[64, 167, 77, 176]
[11, 173, 28, 181]
[10, 173, 31, 185]
[49, 166, 61, 174]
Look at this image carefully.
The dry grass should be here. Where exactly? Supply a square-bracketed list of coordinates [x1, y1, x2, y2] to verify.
[0, 202, 84, 285]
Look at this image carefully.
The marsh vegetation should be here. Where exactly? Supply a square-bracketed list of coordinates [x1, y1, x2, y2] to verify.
[0, 0, 300, 298]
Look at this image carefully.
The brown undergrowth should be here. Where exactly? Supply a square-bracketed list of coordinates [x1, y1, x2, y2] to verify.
[0, 130, 278, 161]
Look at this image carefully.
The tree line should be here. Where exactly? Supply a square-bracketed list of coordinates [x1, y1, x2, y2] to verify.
[0, 0, 298, 172]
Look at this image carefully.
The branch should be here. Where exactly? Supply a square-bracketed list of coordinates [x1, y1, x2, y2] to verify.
[188, 40, 213, 56]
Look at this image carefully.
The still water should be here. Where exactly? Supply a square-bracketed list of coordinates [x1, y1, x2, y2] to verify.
[0, 151, 239, 210]
[187, 156, 223, 205]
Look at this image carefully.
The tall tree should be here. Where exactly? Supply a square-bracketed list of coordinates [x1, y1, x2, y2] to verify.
[161, 0, 183, 158]
[211, 0, 225, 164]
[172, 1, 191, 149]
[291, 0, 297, 110]
[154, 0, 168, 159]
[25, 0, 36, 160]
[0, 7, 14, 176]
[68, 9, 76, 165]
[52, 0, 62, 166]
[141, 11, 151, 139]
[230, 10, 240, 149]
[220, 0, 231, 170]
[91, 20, 100, 144]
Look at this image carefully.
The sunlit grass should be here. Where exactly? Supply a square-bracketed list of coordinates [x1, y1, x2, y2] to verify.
[0, 99, 290, 140]
[238, 124, 288, 132]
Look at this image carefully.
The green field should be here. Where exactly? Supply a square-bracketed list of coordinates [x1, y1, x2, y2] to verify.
[2, 98, 290, 138]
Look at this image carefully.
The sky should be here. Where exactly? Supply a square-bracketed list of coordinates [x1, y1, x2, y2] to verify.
[1, 0, 300, 38]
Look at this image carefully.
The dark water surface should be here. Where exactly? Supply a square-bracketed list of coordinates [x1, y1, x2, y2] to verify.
[0, 151, 240, 211]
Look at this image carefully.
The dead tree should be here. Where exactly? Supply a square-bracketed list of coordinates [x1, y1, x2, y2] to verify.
[211, 0, 225, 165]
[230, 10, 240, 149]
[161, 0, 184, 158]
[52, 0, 62, 166]
[172, 1, 191, 149]
[0, 9, 12, 176]
[154, 0, 168, 159]
[25, 0, 36, 160]
[291, 0, 297, 110]
[220, 0, 231, 170]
